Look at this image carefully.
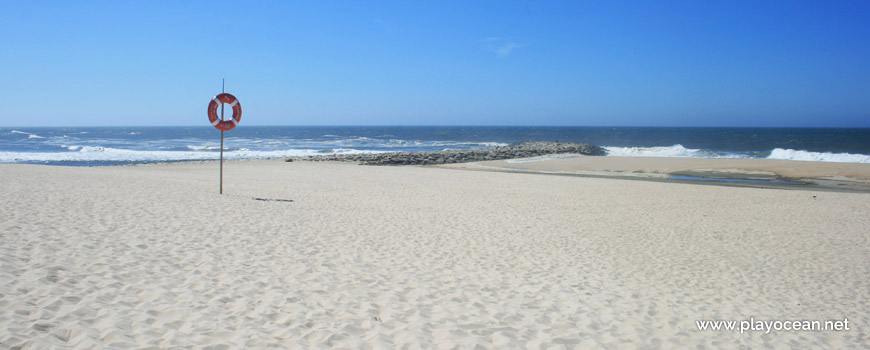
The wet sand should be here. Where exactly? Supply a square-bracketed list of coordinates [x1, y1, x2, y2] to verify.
[439, 155, 870, 192]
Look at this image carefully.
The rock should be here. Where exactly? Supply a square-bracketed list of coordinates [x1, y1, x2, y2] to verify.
[286, 141, 606, 165]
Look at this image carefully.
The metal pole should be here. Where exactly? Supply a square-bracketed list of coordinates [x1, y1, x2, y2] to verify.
[220, 79, 225, 194]
[220, 130, 224, 194]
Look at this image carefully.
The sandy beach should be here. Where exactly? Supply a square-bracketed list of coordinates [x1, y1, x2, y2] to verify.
[1, 158, 868, 349]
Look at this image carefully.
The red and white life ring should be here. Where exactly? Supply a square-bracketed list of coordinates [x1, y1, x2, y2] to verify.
[207, 93, 242, 131]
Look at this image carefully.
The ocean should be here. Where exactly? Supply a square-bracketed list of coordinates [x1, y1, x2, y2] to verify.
[2, 126, 869, 166]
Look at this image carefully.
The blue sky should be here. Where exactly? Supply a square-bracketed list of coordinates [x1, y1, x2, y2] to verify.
[1, 0, 868, 127]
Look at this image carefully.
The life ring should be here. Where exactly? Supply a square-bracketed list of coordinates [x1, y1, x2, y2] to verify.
[207, 93, 242, 131]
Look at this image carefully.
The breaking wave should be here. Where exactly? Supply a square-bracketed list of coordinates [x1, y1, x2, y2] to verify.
[603, 144, 742, 158]
[604, 144, 870, 163]
[767, 148, 870, 163]
[0, 147, 379, 163]
[10, 130, 44, 139]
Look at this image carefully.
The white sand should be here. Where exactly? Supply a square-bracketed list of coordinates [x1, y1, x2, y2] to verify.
[1, 159, 868, 349]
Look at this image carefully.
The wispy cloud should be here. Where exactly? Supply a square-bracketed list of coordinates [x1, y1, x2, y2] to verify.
[483, 37, 523, 58]
[495, 42, 521, 57]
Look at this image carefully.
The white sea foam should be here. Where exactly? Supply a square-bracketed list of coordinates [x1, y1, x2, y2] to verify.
[506, 154, 579, 163]
[603, 145, 870, 163]
[431, 141, 508, 148]
[603, 144, 733, 158]
[307, 138, 507, 150]
[422, 141, 508, 150]
[186, 145, 221, 151]
[0, 148, 380, 163]
[10, 130, 44, 139]
[767, 148, 870, 163]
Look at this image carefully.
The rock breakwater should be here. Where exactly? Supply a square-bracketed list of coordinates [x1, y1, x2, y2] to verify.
[287, 141, 606, 165]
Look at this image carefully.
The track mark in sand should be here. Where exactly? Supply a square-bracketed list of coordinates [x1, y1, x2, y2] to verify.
[252, 198, 294, 203]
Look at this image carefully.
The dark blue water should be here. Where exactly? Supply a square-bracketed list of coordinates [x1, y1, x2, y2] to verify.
[2, 126, 869, 166]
